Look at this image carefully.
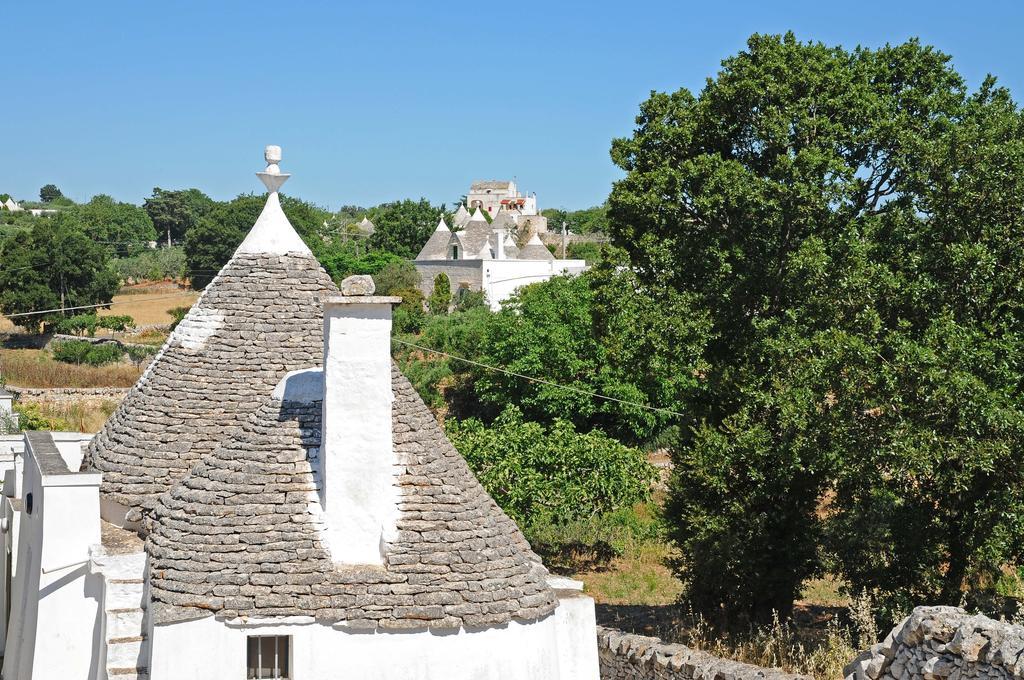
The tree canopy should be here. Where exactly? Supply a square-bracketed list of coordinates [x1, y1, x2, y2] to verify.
[541, 204, 610, 234]
[0, 219, 119, 331]
[62, 194, 157, 253]
[144, 187, 215, 246]
[367, 198, 447, 258]
[183, 193, 328, 288]
[39, 184, 63, 202]
[609, 33, 1024, 623]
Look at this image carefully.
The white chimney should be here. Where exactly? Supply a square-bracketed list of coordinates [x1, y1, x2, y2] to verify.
[320, 275, 401, 565]
[495, 228, 507, 260]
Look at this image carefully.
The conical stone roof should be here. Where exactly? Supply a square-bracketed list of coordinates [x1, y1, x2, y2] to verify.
[519, 233, 555, 260]
[414, 216, 451, 261]
[81, 147, 339, 521]
[146, 366, 557, 629]
[457, 217, 493, 259]
[452, 204, 471, 228]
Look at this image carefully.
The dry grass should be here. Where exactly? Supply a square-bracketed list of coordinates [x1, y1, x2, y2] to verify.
[122, 327, 171, 346]
[99, 288, 197, 326]
[575, 541, 683, 606]
[17, 399, 121, 432]
[0, 349, 142, 388]
[799, 576, 851, 608]
[0, 285, 197, 333]
[671, 612, 857, 680]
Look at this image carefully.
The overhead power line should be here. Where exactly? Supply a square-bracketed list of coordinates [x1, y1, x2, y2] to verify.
[391, 337, 687, 420]
[3, 293, 197, 319]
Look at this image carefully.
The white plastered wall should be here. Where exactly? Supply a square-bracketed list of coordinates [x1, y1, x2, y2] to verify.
[2, 436, 103, 680]
[150, 603, 600, 680]
[482, 259, 589, 311]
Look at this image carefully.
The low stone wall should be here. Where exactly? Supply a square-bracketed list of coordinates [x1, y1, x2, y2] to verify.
[845, 606, 1024, 680]
[597, 626, 809, 680]
[46, 334, 154, 351]
[8, 387, 129, 403]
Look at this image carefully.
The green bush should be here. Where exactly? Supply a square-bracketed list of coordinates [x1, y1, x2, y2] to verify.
[98, 315, 134, 332]
[54, 313, 99, 337]
[526, 503, 665, 572]
[392, 288, 426, 334]
[52, 340, 125, 366]
[373, 260, 420, 295]
[446, 405, 656, 527]
[428, 273, 451, 315]
[454, 289, 486, 312]
[125, 344, 159, 366]
[12, 403, 67, 431]
[111, 246, 186, 282]
[168, 306, 189, 331]
[566, 241, 607, 264]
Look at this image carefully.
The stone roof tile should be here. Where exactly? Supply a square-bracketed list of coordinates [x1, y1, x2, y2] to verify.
[81, 251, 338, 519]
[146, 366, 557, 629]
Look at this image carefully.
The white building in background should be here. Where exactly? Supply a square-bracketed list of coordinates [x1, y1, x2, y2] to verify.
[465, 180, 548, 233]
[0, 147, 599, 680]
[414, 208, 587, 311]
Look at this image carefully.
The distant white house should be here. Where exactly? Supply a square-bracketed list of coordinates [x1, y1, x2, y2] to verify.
[415, 207, 587, 311]
[465, 180, 548, 233]
[2, 198, 22, 212]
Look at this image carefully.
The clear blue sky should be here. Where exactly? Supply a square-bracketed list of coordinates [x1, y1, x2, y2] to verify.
[4, 1, 1022, 211]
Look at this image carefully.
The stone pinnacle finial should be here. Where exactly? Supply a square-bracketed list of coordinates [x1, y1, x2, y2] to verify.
[257, 144, 290, 193]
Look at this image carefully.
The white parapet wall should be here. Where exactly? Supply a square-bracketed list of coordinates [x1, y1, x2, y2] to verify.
[415, 258, 589, 312]
[482, 259, 587, 311]
[2, 431, 103, 680]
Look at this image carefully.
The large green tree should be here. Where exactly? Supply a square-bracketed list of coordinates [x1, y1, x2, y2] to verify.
[467, 264, 708, 443]
[64, 194, 157, 253]
[144, 187, 215, 246]
[39, 184, 63, 202]
[609, 33, 1024, 623]
[0, 219, 119, 331]
[367, 198, 447, 258]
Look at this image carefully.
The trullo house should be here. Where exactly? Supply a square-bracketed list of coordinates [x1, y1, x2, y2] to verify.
[0, 147, 599, 679]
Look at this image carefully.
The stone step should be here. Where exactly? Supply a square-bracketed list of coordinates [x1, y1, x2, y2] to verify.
[106, 607, 146, 641]
[107, 635, 149, 674]
[106, 580, 146, 610]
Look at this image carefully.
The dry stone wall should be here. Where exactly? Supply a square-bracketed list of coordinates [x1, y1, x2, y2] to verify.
[9, 387, 129, 403]
[845, 606, 1024, 680]
[597, 626, 810, 680]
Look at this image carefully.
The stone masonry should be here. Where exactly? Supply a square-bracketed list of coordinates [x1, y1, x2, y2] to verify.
[846, 607, 1024, 680]
[597, 626, 810, 680]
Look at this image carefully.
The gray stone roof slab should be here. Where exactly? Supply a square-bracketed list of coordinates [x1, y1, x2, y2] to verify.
[146, 366, 557, 629]
[81, 251, 338, 520]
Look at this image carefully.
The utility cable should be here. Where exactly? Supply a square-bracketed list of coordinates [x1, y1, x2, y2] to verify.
[390, 337, 686, 419]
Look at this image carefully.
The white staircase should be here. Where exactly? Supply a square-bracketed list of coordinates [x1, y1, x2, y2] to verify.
[90, 547, 150, 679]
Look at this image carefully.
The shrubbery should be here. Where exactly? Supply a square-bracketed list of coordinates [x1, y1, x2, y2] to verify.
[111, 246, 186, 282]
[52, 313, 135, 336]
[446, 405, 655, 529]
[51, 340, 125, 366]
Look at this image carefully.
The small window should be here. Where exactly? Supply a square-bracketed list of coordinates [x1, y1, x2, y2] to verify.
[247, 636, 289, 679]
[451, 245, 459, 259]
